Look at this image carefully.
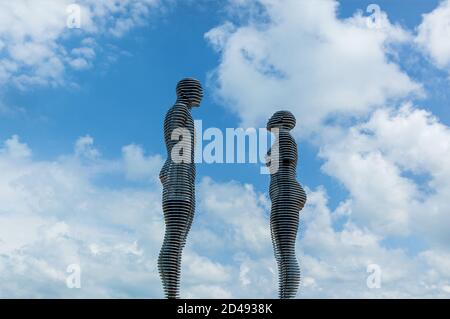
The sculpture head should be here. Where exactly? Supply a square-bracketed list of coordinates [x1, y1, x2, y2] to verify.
[267, 110, 296, 131]
[176, 78, 203, 108]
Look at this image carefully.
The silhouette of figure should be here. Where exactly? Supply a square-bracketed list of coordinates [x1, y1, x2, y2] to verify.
[158, 78, 203, 299]
[266, 111, 307, 299]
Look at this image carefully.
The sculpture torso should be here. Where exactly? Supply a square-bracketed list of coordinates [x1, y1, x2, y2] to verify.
[268, 129, 305, 212]
[160, 102, 196, 203]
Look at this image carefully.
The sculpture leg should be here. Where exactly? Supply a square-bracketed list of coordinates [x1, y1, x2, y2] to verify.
[182, 193, 195, 248]
[270, 211, 285, 299]
[271, 207, 300, 299]
[281, 209, 300, 299]
[158, 200, 192, 299]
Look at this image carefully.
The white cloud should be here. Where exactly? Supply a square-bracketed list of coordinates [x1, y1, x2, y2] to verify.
[1, 135, 32, 159]
[184, 285, 233, 299]
[0, 134, 449, 298]
[416, 0, 450, 69]
[319, 105, 450, 245]
[69, 58, 90, 70]
[183, 253, 231, 284]
[193, 179, 450, 298]
[0, 135, 267, 298]
[0, 0, 161, 88]
[206, 0, 421, 132]
[121, 144, 163, 182]
[298, 187, 450, 298]
[198, 177, 271, 253]
[0, 136, 273, 298]
[191, 175, 450, 298]
[0, 135, 164, 297]
[74, 135, 100, 160]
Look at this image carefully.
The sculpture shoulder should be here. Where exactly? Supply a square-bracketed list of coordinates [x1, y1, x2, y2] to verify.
[164, 103, 191, 127]
[167, 103, 190, 116]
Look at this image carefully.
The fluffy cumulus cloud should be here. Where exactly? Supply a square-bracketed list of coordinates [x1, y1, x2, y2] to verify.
[206, 0, 421, 132]
[320, 105, 450, 245]
[299, 188, 450, 298]
[0, 135, 273, 298]
[287, 102, 450, 297]
[0, 135, 272, 298]
[416, 0, 450, 70]
[0, 0, 161, 88]
[0, 134, 449, 298]
[0, 135, 166, 297]
[190, 178, 450, 298]
[194, 178, 450, 298]
[122, 144, 163, 182]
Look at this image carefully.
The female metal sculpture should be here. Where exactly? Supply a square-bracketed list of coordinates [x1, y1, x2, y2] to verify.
[266, 111, 307, 299]
[158, 78, 203, 299]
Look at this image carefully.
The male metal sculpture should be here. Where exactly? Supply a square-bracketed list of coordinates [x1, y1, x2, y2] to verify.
[266, 111, 307, 299]
[158, 78, 203, 299]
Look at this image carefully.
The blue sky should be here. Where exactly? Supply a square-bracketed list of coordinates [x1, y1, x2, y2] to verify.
[0, 0, 445, 189]
[0, 0, 450, 298]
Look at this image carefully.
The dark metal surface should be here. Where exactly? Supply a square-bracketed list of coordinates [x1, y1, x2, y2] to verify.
[267, 111, 307, 299]
[158, 78, 203, 299]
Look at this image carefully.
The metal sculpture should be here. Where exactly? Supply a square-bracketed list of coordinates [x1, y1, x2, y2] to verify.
[266, 111, 307, 299]
[158, 78, 203, 299]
